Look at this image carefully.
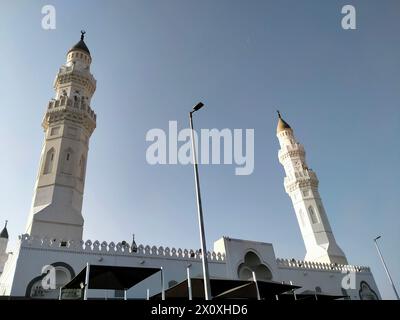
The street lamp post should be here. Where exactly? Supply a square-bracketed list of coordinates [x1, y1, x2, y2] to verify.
[373, 236, 399, 300]
[189, 102, 212, 300]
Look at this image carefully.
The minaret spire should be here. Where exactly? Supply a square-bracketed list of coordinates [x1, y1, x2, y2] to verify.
[277, 113, 348, 265]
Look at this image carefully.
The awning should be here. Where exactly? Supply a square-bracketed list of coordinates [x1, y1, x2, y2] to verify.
[151, 278, 300, 299]
[215, 281, 300, 299]
[280, 289, 347, 301]
[62, 264, 161, 290]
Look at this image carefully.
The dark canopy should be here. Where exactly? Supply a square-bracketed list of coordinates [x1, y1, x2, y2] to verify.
[215, 281, 300, 299]
[280, 289, 347, 301]
[151, 278, 300, 300]
[62, 264, 161, 290]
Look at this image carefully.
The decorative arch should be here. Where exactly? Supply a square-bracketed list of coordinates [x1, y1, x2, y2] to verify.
[25, 262, 75, 298]
[43, 148, 55, 174]
[237, 251, 273, 281]
[359, 281, 379, 300]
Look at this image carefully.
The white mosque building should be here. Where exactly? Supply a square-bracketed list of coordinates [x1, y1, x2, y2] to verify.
[0, 33, 380, 300]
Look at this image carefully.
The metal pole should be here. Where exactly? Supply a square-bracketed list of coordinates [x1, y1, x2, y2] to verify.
[161, 267, 165, 300]
[187, 266, 193, 300]
[146, 289, 150, 300]
[290, 281, 297, 301]
[59, 287, 62, 300]
[374, 237, 400, 300]
[189, 111, 212, 301]
[124, 290, 127, 301]
[252, 271, 261, 300]
[83, 262, 90, 301]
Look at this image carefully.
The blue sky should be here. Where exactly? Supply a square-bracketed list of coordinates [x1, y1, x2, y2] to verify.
[0, 0, 399, 299]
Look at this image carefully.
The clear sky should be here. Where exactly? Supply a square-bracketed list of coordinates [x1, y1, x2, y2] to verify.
[0, 0, 399, 299]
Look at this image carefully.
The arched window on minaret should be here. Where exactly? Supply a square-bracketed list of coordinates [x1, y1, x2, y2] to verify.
[79, 155, 86, 179]
[299, 209, 306, 227]
[43, 148, 55, 174]
[308, 206, 319, 224]
[61, 148, 74, 175]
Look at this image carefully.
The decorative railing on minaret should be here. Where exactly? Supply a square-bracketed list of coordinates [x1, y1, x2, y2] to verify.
[276, 111, 348, 265]
[25, 32, 97, 241]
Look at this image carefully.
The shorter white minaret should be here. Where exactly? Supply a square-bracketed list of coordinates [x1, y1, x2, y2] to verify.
[0, 221, 9, 275]
[276, 112, 348, 265]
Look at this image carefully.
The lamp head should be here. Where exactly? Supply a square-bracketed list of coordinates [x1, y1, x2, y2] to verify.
[192, 102, 204, 112]
[374, 236, 381, 241]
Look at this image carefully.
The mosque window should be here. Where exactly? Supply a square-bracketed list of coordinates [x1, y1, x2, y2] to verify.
[308, 206, 319, 224]
[79, 155, 86, 179]
[299, 209, 306, 227]
[62, 148, 74, 175]
[43, 148, 55, 174]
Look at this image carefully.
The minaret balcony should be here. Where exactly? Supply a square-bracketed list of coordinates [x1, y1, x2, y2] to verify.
[284, 171, 319, 191]
[278, 148, 306, 162]
[54, 68, 97, 94]
[46, 96, 97, 122]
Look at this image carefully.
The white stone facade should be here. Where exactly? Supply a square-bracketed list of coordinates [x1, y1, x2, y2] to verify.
[0, 235, 380, 300]
[0, 35, 382, 300]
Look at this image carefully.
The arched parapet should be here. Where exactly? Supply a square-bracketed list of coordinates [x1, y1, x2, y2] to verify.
[108, 242, 115, 252]
[16, 235, 227, 264]
[137, 244, 144, 254]
[84, 240, 92, 251]
[276, 257, 372, 273]
[100, 241, 108, 252]
[92, 240, 100, 251]
[170, 248, 177, 257]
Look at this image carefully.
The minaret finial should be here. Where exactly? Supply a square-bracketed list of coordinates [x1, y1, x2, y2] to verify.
[277, 110, 282, 118]
[80, 30, 86, 40]
[5, 220, 7, 228]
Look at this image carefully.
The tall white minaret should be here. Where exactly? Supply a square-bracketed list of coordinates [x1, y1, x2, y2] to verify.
[25, 31, 97, 241]
[0, 221, 9, 274]
[276, 111, 348, 265]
